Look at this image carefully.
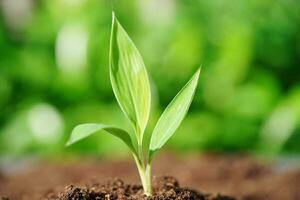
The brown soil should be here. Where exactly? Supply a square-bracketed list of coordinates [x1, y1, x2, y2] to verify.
[0, 153, 300, 200]
[46, 176, 234, 200]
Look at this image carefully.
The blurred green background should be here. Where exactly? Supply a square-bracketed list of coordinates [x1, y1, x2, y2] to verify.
[0, 0, 300, 158]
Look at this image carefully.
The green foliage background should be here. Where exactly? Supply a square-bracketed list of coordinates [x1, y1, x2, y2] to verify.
[0, 0, 300, 157]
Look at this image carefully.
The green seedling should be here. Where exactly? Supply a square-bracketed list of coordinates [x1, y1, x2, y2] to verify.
[66, 12, 201, 196]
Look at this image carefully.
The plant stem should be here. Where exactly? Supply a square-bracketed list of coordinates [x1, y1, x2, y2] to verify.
[132, 127, 152, 196]
[133, 154, 152, 196]
[145, 163, 152, 195]
[132, 139, 152, 196]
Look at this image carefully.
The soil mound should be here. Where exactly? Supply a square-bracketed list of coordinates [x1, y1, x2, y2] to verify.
[47, 176, 234, 200]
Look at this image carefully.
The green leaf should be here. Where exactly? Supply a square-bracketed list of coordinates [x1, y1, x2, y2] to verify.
[149, 69, 201, 159]
[109, 13, 151, 142]
[66, 123, 137, 155]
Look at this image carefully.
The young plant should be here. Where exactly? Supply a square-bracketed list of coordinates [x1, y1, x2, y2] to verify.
[66, 12, 201, 196]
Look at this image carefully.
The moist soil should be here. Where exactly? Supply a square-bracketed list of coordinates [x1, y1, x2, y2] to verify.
[47, 176, 234, 200]
[0, 153, 300, 200]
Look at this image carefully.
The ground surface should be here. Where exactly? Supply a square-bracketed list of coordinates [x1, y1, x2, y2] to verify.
[0, 153, 300, 200]
[46, 176, 234, 200]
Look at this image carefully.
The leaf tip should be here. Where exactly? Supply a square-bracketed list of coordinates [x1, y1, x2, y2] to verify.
[111, 12, 116, 28]
[196, 67, 201, 78]
[65, 138, 73, 147]
[192, 68, 201, 85]
[112, 11, 116, 22]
